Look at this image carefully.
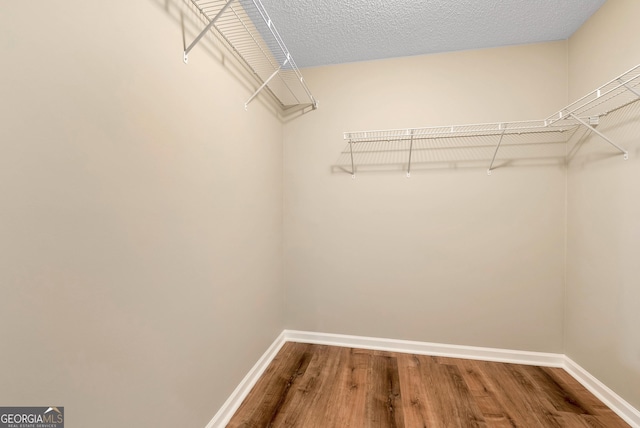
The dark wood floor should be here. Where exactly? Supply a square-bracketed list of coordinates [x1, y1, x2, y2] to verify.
[227, 342, 629, 428]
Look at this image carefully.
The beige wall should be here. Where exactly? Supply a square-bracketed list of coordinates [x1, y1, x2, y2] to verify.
[567, 0, 640, 411]
[4, 0, 638, 423]
[284, 42, 568, 352]
[0, 1, 284, 427]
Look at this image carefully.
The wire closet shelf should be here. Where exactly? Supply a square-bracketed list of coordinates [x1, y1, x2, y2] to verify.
[344, 64, 640, 176]
[184, 0, 317, 111]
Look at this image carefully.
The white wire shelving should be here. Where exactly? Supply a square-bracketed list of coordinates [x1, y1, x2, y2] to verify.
[343, 64, 640, 177]
[184, 0, 317, 111]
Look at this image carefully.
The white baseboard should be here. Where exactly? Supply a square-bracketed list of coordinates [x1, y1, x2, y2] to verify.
[283, 329, 565, 367]
[564, 357, 640, 428]
[206, 330, 639, 428]
[205, 331, 287, 428]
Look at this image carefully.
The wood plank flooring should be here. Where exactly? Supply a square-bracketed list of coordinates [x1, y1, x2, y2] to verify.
[227, 342, 630, 428]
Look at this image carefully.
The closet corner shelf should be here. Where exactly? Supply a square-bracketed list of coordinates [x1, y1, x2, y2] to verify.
[184, 0, 317, 111]
[344, 64, 640, 177]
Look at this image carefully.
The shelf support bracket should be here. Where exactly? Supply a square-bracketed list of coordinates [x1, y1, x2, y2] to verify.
[349, 140, 355, 178]
[617, 78, 640, 99]
[245, 55, 290, 109]
[407, 131, 414, 178]
[569, 113, 629, 160]
[488, 125, 507, 175]
[183, 0, 235, 64]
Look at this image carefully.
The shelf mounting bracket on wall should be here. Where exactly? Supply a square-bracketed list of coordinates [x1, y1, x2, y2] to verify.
[407, 130, 414, 178]
[182, 0, 317, 111]
[245, 54, 289, 110]
[568, 112, 629, 160]
[487, 124, 507, 176]
[349, 139, 355, 178]
[183, 0, 235, 64]
[617, 78, 640, 98]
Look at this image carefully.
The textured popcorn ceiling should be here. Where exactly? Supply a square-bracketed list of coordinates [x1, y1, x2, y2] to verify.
[258, 0, 606, 68]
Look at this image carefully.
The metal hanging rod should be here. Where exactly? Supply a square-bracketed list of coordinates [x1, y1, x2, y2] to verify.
[184, 0, 317, 111]
[343, 63, 640, 176]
